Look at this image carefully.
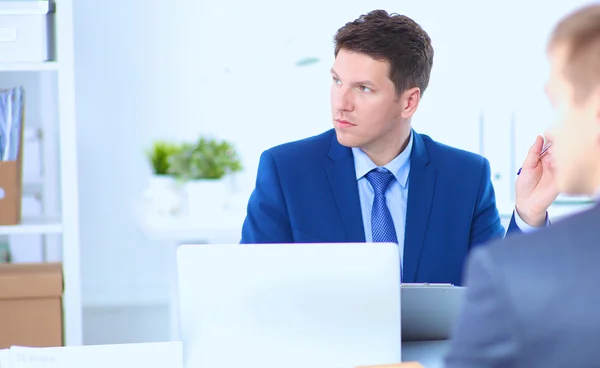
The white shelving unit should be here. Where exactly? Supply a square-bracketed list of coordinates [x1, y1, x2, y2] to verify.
[0, 0, 82, 346]
[0, 62, 59, 71]
[0, 218, 63, 234]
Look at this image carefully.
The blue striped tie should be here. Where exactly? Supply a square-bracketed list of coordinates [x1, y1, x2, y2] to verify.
[366, 168, 402, 281]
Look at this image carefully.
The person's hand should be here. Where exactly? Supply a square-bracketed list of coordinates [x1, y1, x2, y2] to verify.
[515, 135, 560, 227]
[356, 363, 424, 368]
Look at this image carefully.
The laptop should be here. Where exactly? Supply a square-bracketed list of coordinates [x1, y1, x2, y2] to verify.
[401, 283, 466, 342]
[176, 242, 401, 368]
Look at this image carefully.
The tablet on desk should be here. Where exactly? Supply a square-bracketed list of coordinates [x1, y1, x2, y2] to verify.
[401, 283, 466, 342]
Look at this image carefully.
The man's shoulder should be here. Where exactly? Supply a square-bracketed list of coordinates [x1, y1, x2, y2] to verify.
[419, 133, 487, 166]
[417, 133, 489, 173]
[265, 129, 334, 161]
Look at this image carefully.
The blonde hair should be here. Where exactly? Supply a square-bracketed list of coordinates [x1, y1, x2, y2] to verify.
[550, 3, 600, 103]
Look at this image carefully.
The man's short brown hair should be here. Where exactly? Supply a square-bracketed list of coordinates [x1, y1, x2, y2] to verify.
[334, 10, 434, 96]
[550, 4, 600, 103]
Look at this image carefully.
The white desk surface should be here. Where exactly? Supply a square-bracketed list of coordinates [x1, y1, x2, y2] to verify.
[138, 206, 246, 243]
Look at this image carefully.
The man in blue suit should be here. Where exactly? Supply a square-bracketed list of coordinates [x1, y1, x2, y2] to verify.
[240, 10, 558, 286]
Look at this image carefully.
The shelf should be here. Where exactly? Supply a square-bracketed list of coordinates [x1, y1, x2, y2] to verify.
[0, 62, 59, 72]
[0, 217, 63, 235]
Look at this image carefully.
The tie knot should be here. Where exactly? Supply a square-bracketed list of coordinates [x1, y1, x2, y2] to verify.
[365, 168, 395, 195]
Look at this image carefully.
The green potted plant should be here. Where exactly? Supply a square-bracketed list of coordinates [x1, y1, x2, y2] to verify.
[167, 137, 242, 180]
[146, 140, 181, 176]
[143, 140, 185, 216]
[168, 137, 242, 216]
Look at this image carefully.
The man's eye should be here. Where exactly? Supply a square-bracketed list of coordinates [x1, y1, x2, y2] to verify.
[333, 77, 341, 84]
[359, 85, 372, 92]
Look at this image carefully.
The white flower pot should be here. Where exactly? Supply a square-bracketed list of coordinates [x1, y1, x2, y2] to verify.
[143, 175, 184, 216]
[184, 179, 227, 217]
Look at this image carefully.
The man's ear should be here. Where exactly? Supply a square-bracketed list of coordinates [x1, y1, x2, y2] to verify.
[401, 87, 421, 118]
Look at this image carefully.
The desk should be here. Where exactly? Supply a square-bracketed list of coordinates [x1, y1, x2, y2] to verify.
[137, 202, 594, 341]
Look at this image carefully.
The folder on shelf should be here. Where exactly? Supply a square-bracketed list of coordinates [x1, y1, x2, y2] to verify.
[0, 86, 24, 162]
[0, 86, 25, 225]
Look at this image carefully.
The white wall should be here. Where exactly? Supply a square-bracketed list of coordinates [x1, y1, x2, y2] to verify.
[73, 1, 179, 305]
[72, 0, 594, 307]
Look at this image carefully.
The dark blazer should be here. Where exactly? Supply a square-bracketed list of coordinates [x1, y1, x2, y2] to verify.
[445, 203, 600, 367]
[241, 129, 519, 285]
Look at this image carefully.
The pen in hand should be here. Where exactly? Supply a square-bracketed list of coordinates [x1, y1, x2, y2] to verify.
[517, 143, 552, 175]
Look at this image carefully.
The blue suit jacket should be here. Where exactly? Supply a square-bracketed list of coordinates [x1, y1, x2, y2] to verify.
[241, 129, 520, 285]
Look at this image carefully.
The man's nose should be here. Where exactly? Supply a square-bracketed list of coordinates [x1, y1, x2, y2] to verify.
[334, 88, 353, 112]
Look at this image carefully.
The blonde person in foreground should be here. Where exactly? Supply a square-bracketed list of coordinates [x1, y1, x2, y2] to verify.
[362, 3, 600, 368]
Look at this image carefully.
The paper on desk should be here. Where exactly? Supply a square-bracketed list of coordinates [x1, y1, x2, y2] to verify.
[0, 349, 11, 368]
[0, 341, 182, 368]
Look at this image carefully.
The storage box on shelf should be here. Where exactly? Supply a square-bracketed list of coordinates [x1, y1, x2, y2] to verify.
[0, 262, 63, 348]
[0, 0, 55, 63]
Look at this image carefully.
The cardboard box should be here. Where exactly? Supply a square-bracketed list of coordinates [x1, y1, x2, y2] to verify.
[0, 88, 25, 226]
[0, 262, 64, 348]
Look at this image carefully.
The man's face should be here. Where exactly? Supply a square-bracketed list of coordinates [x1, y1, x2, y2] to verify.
[546, 44, 600, 195]
[330, 49, 419, 154]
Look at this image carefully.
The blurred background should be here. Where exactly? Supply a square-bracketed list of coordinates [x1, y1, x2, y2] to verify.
[0, 0, 596, 346]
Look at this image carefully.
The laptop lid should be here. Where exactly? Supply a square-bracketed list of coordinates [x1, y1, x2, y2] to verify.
[176, 242, 401, 368]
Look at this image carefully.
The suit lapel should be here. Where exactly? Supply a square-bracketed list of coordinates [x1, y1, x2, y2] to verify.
[325, 134, 366, 242]
[403, 133, 436, 282]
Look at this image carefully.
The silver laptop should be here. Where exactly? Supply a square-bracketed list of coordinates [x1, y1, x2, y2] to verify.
[401, 283, 466, 342]
[176, 242, 401, 368]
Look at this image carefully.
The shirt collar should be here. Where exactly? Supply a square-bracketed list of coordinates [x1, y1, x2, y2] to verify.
[352, 130, 413, 189]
